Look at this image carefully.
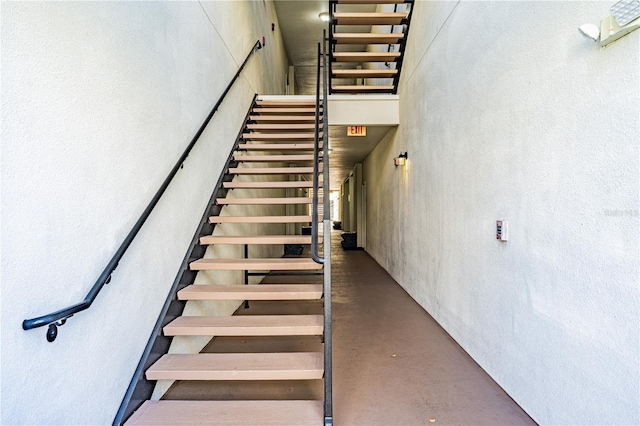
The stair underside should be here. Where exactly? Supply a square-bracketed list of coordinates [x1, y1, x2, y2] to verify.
[332, 85, 395, 93]
[199, 235, 322, 245]
[333, 52, 401, 62]
[125, 400, 324, 425]
[178, 284, 324, 300]
[209, 215, 315, 224]
[163, 315, 324, 336]
[333, 12, 407, 25]
[246, 123, 319, 131]
[189, 258, 323, 271]
[255, 100, 317, 107]
[333, 33, 404, 44]
[333, 69, 397, 78]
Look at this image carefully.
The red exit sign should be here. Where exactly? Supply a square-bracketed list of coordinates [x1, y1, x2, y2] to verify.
[347, 126, 366, 137]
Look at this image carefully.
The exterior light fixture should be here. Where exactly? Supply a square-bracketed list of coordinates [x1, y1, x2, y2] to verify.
[319, 12, 330, 22]
[579, 0, 640, 45]
[394, 152, 408, 167]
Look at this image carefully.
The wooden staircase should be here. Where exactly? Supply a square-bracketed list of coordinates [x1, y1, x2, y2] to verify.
[125, 98, 330, 425]
[329, 0, 414, 94]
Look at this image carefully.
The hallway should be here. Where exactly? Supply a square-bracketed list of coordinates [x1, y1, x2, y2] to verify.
[330, 230, 534, 425]
[164, 230, 535, 425]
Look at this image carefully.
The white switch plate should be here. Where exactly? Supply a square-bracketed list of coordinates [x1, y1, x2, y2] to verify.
[497, 220, 508, 241]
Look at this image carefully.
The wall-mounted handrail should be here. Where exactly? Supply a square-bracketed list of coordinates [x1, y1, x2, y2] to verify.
[22, 40, 263, 342]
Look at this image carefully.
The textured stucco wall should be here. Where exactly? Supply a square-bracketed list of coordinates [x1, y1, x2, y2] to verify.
[363, 1, 639, 424]
[0, 1, 288, 424]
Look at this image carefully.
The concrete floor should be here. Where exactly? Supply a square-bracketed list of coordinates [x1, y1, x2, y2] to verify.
[164, 230, 536, 425]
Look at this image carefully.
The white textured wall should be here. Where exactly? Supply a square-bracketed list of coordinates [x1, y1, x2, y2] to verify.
[0, 1, 288, 424]
[364, 1, 639, 424]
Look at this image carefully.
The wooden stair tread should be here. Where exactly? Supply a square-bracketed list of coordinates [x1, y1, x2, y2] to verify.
[233, 154, 315, 162]
[178, 284, 323, 300]
[256, 100, 318, 107]
[246, 123, 319, 131]
[333, 51, 401, 62]
[200, 235, 321, 245]
[238, 143, 317, 150]
[210, 215, 317, 223]
[334, 12, 407, 25]
[332, 85, 395, 93]
[252, 108, 318, 114]
[223, 181, 314, 189]
[189, 258, 323, 271]
[146, 352, 323, 381]
[163, 315, 324, 336]
[217, 197, 313, 205]
[333, 69, 398, 78]
[333, 33, 404, 44]
[125, 400, 324, 425]
[243, 133, 319, 140]
[228, 167, 318, 175]
[249, 115, 318, 122]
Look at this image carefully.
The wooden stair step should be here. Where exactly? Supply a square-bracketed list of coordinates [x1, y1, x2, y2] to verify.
[252, 107, 319, 114]
[146, 352, 323, 381]
[210, 215, 318, 224]
[246, 123, 319, 131]
[333, 69, 398, 78]
[238, 143, 318, 151]
[189, 258, 323, 271]
[228, 167, 318, 175]
[200, 235, 321, 245]
[217, 197, 313, 205]
[333, 33, 405, 44]
[332, 85, 395, 93]
[163, 315, 324, 336]
[334, 12, 408, 25]
[333, 51, 402, 62]
[233, 154, 315, 162]
[256, 100, 318, 107]
[178, 284, 323, 300]
[249, 115, 319, 122]
[223, 181, 314, 189]
[243, 133, 319, 140]
[125, 400, 324, 426]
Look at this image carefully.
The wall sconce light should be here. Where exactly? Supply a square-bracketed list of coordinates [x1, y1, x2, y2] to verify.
[579, 0, 640, 46]
[319, 12, 330, 22]
[394, 152, 408, 167]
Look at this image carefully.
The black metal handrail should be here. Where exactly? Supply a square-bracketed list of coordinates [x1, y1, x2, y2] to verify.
[22, 40, 263, 342]
[311, 41, 324, 265]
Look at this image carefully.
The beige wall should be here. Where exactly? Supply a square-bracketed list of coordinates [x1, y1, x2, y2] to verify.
[1, 1, 289, 424]
[363, 1, 639, 424]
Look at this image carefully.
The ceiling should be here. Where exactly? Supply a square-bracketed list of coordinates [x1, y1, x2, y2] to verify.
[273, 0, 391, 189]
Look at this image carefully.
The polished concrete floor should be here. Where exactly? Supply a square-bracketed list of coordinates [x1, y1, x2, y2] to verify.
[164, 230, 536, 425]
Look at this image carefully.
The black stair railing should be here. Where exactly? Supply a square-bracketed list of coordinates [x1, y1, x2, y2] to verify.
[312, 31, 333, 426]
[22, 40, 263, 342]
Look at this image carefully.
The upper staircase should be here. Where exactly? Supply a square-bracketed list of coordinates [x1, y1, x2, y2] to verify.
[329, 0, 414, 94]
[125, 97, 331, 425]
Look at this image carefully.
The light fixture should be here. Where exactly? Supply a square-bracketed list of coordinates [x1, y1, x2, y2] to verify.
[319, 12, 330, 22]
[579, 0, 640, 45]
[394, 152, 408, 167]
